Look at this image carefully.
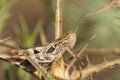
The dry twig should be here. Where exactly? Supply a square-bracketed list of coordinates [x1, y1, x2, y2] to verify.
[66, 35, 96, 72]
[80, 58, 120, 79]
[85, 0, 120, 17]
[85, 48, 120, 55]
[55, 0, 63, 39]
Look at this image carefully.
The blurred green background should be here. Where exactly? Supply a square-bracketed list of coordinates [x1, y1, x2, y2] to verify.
[0, 0, 120, 80]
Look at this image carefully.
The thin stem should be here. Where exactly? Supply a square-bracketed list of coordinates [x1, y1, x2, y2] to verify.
[85, 48, 120, 55]
[85, 0, 120, 17]
[55, 0, 62, 39]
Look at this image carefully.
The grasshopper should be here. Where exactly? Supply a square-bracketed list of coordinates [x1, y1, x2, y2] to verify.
[0, 31, 95, 80]
[10, 32, 76, 72]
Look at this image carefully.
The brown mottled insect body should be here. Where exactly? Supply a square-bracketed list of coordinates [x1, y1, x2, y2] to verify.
[10, 32, 76, 69]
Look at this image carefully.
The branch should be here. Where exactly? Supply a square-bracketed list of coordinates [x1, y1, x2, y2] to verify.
[85, 48, 120, 55]
[66, 35, 96, 71]
[85, 0, 120, 17]
[80, 58, 120, 79]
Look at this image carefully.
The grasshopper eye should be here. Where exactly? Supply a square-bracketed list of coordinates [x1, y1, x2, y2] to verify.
[33, 49, 39, 54]
[46, 46, 56, 53]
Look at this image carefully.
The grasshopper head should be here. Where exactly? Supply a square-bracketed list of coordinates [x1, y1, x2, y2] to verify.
[45, 32, 76, 54]
[65, 32, 76, 49]
[54, 32, 76, 49]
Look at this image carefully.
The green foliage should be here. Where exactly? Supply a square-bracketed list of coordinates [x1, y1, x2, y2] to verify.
[12, 16, 44, 80]
[0, 0, 16, 33]
[44, 0, 55, 22]
[14, 16, 41, 48]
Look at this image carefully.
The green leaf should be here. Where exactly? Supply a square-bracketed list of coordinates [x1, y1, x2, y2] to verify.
[13, 17, 42, 48]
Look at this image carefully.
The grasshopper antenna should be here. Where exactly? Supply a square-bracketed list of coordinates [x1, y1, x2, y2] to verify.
[74, 25, 80, 34]
[73, 13, 86, 35]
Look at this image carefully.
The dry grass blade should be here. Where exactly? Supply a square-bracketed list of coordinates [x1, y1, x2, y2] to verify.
[0, 42, 18, 50]
[40, 27, 47, 45]
[0, 37, 12, 43]
[55, 0, 63, 39]
[0, 54, 11, 62]
[85, 0, 120, 17]
[0, 37, 18, 50]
